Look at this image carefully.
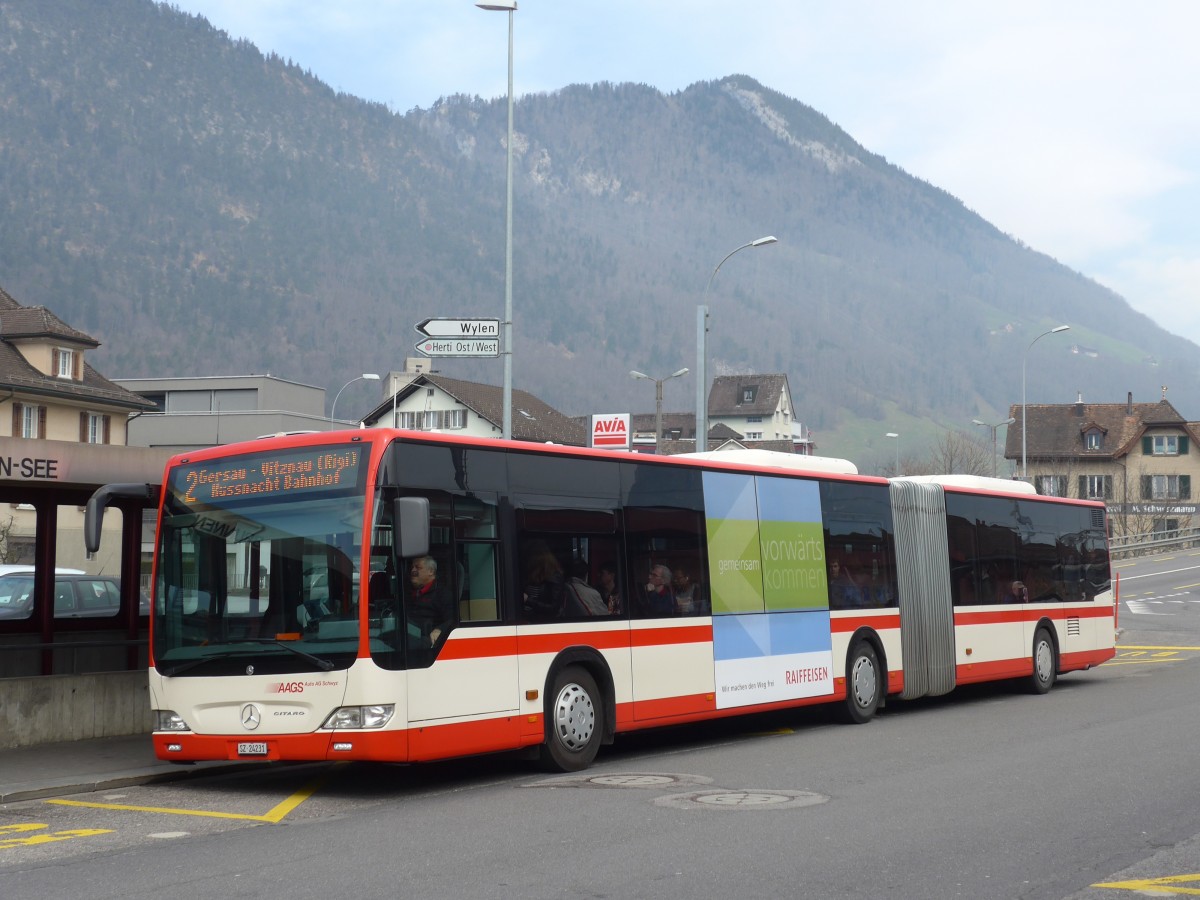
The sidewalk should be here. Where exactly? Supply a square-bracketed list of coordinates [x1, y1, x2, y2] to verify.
[0, 734, 234, 804]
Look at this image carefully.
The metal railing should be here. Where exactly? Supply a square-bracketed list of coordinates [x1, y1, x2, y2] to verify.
[1110, 526, 1200, 558]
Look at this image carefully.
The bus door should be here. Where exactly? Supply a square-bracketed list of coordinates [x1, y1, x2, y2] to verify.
[395, 493, 520, 728]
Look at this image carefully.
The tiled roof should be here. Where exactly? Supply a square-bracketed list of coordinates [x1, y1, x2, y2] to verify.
[1004, 397, 1200, 460]
[0, 286, 155, 411]
[708, 374, 790, 417]
[0, 306, 98, 347]
[364, 374, 588, 446]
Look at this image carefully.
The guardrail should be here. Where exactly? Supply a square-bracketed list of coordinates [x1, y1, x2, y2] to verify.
[1110, 527, 1200, 558]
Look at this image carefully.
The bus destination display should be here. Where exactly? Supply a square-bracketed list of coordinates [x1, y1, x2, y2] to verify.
[174, 446, 364, 504]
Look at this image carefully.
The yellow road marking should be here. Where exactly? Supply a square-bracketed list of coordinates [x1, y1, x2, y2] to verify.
[0, 823, 113, 849]
[1174, 582, 1200, 590]
[1095, 873, 1200, 894]
[1119, 645, 1200, 651]
[47, 766, 338, 824]
[1104, 659, 1181, 665]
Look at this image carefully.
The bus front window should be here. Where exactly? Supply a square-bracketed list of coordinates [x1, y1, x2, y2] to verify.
[154, 486, 366, 676]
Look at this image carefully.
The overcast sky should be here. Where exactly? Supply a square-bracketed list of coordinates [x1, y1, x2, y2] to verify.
[171, 0, 1200, 349]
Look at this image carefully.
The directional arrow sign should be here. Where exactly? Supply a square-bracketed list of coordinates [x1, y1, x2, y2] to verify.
[414, 337, 500, 358]
[415, 318, 500, 339]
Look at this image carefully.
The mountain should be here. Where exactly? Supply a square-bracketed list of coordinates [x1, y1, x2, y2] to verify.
[1, 0, 1196, 460]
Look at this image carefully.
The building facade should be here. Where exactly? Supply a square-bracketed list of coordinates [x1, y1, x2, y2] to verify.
[1005, 392, 1200, 538]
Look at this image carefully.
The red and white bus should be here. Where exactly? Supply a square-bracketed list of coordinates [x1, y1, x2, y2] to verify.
[85, 430, 1116, 771]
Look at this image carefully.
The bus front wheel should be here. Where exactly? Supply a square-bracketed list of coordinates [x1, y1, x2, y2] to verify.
[839, 640, 882, 724]
[1028, 627, 1057, 695]
[540, 666, 603, 772]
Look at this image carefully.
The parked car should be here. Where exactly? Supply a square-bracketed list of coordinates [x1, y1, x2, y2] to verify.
[0, 572, 148, 620]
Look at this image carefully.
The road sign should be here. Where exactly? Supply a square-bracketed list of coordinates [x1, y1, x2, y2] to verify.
[415, 318, 500, 339]
[413, 337, 500, 358]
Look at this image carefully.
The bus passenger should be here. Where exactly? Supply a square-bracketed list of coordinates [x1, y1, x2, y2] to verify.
[523, 544, 566, 620]
[672, 564, 708, 615]
[407, 555, 454, 646]
[565, 558, 609, 616]
[827, 558, 865, 608]
[641, 564, 674, 617]
[598, 561, 622, 615]
[1001, 580, 1029, 604]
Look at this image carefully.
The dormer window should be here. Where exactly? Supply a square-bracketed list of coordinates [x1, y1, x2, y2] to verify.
[1085, 431, 1103, 450]
[1144, 434, 1189, 456]
[742, 386, 757, 404]
[52, 348, 80, 380]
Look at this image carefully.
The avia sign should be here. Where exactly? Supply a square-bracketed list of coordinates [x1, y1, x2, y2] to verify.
[590, 414, 631, 450]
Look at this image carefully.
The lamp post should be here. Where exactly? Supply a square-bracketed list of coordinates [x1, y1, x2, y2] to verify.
[330, 373, 380, 426]
[477, 1, 517, 440]
[695, 235, 777, 450]
[1021, 324, 1070, 478]
[973, 417, 1016, 478]
[630, 367, 689, 454]
[885, 432, 899, 476]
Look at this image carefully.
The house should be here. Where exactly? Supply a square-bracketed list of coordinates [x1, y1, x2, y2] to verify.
[0, 286, 159, 567]
[707, 374, 811, 453]
[361, 372, 588, 446]
[1004, 391, 1200, 538]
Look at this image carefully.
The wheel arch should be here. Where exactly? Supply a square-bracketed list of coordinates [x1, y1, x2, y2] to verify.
[1033, 616, 1060, 670]
[846, 626, 889, 696]
[545, 646, 616, 744]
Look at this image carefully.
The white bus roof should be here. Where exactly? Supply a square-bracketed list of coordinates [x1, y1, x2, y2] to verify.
[678, 449, 859, 475]
[892, 474, 1037, 495]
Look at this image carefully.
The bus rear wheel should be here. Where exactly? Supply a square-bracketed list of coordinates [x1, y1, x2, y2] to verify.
[1028, 627, 1057, 695]
[540, 666, 603, 772]
[838, 640, 882, 724]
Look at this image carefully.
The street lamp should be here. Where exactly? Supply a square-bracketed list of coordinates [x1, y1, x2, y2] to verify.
[477, 1, 517, 440]
[330, 373, 380, 426]
[1021, 324, 1070, 478]
[630, 367, 689, 454]
[696, 235, 778, 450]
[885, 432, 899, 476]
[973, 417, 1016, 478]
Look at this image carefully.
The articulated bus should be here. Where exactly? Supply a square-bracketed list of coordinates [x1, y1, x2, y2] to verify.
[85, 430, 1116, 771]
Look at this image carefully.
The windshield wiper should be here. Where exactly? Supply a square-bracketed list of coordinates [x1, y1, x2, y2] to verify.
[239, 638, 336, 671]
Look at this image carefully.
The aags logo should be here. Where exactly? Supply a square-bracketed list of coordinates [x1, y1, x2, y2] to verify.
[268, 681, 305, 694]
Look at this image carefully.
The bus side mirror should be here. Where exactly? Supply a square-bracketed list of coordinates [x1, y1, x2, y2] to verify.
[393, 497, 430, 560]
[85, 483, 160, 554]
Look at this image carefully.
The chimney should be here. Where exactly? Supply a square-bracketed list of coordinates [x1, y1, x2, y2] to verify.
[1075, 392, 1084, 417]
[1127, 391, 1133, 415]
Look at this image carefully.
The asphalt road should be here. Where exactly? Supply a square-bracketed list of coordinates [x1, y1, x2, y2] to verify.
[3, 554, 1199, 899]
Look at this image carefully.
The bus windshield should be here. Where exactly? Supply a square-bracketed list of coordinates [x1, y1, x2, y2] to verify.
[153, 443, 370, 676]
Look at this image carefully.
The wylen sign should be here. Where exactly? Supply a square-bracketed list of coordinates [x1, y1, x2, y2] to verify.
[414, 318, 500, 358]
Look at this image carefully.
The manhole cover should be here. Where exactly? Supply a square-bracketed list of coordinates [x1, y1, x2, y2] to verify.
[589, 775, 678, 787]
[525, 772, 713, 790]
[655, 789, 828, 811]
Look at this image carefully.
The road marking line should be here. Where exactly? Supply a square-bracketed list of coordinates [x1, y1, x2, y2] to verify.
[1095, 873, 1200, 894]
[0, 823, 113, 849]
[47, 767, 339, 823]
[1118, 644, 1200, 651]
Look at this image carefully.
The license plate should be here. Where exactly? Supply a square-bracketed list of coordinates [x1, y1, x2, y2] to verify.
[238, 742, 268, 756]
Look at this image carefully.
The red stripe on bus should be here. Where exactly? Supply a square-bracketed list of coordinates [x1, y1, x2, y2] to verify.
[955, 605, 1114, 627]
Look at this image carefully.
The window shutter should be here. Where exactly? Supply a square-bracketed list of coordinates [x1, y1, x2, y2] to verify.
[1104, 477, 1113, 500]
[52, 349, 62, 376]
[102, 415, 111, 444]
[1181, 475, 1191, 500]
[1141, 475, 1152, 500]
[12, 402, 22, 437]
[1077, 475, 1087, 499]
[73, 351, 82, 380]
[1142, 436, 1153, 455]
[37, 406, 46, 439]
[79, 411, 88, 442]
[1180, 436, 1190, 455]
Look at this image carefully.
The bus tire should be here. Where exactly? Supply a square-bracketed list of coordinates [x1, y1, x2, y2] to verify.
[1029, 627, 1057, 695]
[540, 666, 603, 772]
[838, 640, 881, 724]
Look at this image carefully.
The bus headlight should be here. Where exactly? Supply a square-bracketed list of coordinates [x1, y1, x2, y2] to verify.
[321, 704, 395, 730]
[155, 710, 191, 732]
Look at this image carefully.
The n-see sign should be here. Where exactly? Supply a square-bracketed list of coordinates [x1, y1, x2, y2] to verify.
[590, 414, 631, 450]
[413, 318, 500, 357]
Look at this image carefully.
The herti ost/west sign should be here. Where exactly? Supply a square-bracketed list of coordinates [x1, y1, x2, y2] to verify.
[414, 318, 500, 357]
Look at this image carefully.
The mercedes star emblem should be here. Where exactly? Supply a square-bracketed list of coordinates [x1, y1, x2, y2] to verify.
[241, 703, 262, 730]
